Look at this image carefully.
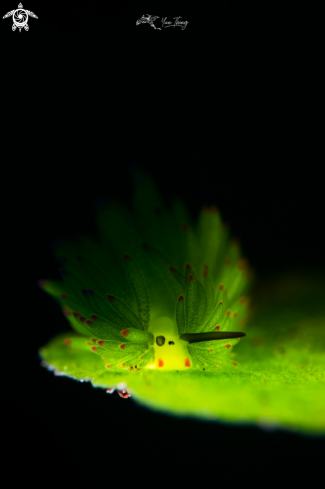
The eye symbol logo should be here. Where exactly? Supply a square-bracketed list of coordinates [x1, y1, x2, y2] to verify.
[2, 3, 38, 32]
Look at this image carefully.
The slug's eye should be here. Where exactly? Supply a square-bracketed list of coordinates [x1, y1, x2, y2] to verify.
[168, 341, 175, 345]
[156, 336, 165, 346]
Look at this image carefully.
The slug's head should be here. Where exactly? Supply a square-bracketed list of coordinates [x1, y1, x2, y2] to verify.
[148, 316, 191, 369]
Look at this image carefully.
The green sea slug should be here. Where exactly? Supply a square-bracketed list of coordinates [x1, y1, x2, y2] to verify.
[39, 168, 252, 396]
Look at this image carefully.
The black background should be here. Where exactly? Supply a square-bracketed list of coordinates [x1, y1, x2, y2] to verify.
[2, 0, 324, 485]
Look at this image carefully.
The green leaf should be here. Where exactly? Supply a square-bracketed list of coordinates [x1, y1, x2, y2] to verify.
[40, 273, 325, 434]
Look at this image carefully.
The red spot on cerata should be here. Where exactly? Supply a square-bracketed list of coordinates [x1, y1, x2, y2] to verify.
[140, 356, 143, 359]
[120, 344, 125, 349]
[238, 261, 245, 270]
[210, 205, 218, 213]
[225, 344, 231, 349]
[233, 313, 238, 318]
[178, 295, 184, 301]
[239, 297, 246, 304]
[189, 274, 194, 281]
[121, 329, 129, 337]
[233, 361, 238, 366]
[91, 338, 96, 342]
[79, 316, 86, 323]
[86, 341, 91, 345]
[184, 358, 191, 367]
[98, 340, 104, 346]
[203, 269, 208, 277]
[72, 312, 80, 318]
[122, 363, 125, 367]
[62, 308, 70, 316]
[226, 310, 231, 316]
[86, 320, 92, 326]
[181, 223, 189, 230]
[169, 266, 176, 273]
[91, 346, 97, 352]
[223, 259, 230, 265]
[215, 325, 220, 330]
[231, 238, 240, 247]
[219, 285, 224, 290]
[64, 339, 71, 346]
[91, 315, 98, 321]
[209, 349, 213, 352]
[185, 263, 191, 269]
[124, 254, 131, 261]
[106, 364, 111, 369]
[158, 358, 164, 367]
[61, 294, 67, 300]
[219, 301, 223, 305]
[107, 295, 115, 302]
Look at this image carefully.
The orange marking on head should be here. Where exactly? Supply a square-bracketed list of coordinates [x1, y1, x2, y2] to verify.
[215, 325, 220, 330]
[184, 358, 191, 367]
[121, 329, 129, 337]
[225, 344, 231, 349]
[120, 344, 125, 350]
[98, 340, 104, 346]
[158, 358, 164, 368]
[64, 339, 71, 346]
[91, 346, 97, 352]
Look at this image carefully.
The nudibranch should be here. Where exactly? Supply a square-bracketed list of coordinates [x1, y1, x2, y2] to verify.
[39, 169, 252, 376]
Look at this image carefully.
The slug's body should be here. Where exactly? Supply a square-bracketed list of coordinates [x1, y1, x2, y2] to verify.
[39, 169, 252, 375]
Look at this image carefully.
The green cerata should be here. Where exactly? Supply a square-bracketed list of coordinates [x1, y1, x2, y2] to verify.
[39, 168, 252, 394]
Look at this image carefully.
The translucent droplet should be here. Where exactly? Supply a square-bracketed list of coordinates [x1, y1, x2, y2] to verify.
[117, 389, 131, 399]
